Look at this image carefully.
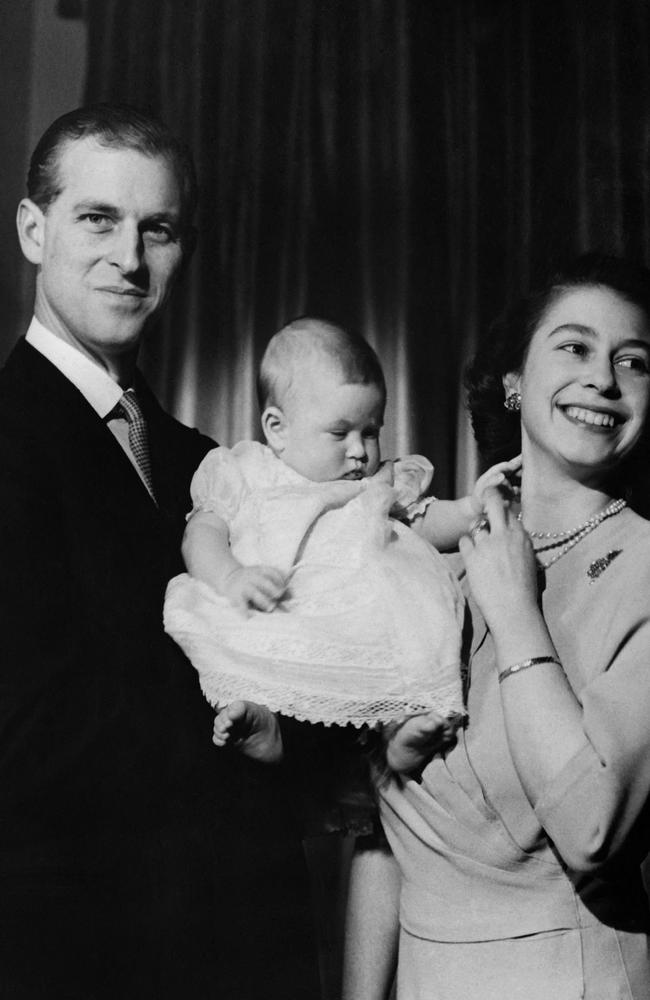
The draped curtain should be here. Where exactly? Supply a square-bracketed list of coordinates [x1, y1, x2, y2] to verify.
[83, 0, 650, 498]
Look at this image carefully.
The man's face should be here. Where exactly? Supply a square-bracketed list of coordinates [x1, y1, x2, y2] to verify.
[24, 137, 185, 369]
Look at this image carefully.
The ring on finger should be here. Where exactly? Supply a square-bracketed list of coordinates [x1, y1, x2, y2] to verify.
[469, 516, 490, 541]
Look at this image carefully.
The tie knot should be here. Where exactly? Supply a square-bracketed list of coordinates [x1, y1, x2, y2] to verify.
[117, 388, 145, 425]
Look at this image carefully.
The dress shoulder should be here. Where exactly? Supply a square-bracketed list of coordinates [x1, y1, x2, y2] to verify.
[188, 441, 295, 522]
[189, 444, 250, 523]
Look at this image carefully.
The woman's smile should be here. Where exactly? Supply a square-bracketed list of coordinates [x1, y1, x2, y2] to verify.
[559, 404, 621, 430]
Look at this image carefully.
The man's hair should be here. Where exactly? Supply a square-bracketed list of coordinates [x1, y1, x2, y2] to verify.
[257, 317, 386, 412]
[27, 103, 198, 239]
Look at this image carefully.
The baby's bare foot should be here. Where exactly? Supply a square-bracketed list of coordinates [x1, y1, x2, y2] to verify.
[213, 700, 283, 763]
[386, 711, 456, 775]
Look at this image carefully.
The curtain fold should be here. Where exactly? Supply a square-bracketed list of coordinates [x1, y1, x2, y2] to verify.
[85, 0, 650, 497]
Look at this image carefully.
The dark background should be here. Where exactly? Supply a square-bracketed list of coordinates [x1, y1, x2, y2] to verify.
[3, 0, 650, 497]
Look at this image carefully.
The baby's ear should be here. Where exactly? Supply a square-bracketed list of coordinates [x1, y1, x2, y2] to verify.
[261, 406, 287, 451]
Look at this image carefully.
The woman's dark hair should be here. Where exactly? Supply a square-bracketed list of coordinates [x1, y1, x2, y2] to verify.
[465, 253, 650, 510]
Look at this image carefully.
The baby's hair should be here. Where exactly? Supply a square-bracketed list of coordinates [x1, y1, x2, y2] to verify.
[257, 317, 386, 412]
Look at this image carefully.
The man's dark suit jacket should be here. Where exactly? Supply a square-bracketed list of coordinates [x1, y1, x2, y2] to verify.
[0, 339, 319, 999]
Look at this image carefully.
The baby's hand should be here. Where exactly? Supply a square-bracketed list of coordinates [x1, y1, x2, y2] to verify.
[384, 711, 458, 775]
[222, 565, 287, 614]
[213, 700, 283, 763]
[469, 454, 522, 518]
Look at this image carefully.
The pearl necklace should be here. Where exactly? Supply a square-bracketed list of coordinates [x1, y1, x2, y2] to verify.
[517, 498, 627, 569]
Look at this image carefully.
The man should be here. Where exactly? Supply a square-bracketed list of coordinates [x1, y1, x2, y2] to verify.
[0, 104, 319, 998]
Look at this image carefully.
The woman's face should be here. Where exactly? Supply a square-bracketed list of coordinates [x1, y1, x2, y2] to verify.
[509, 285, 650, 484]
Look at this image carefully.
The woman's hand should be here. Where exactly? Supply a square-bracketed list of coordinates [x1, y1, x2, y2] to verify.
[459, 488, 538, 635]
[469, 454, 522, 515]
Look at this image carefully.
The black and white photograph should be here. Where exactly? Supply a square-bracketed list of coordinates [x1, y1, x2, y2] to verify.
[1, 2, 650, 997]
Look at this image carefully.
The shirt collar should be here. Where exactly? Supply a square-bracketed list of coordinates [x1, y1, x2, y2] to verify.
[25, 317, 125, 419]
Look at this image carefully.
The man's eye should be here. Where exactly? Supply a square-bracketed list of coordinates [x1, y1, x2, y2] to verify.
[364, 429, 380, 440]
[145, 225, 174, 244]
[80, 213, 111, 228]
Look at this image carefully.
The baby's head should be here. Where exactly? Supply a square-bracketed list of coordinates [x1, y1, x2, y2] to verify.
[258, 318, 386, 482]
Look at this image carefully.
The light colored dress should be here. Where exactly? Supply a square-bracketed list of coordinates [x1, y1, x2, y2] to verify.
[380, 507, 650, 999]
[164, 441, 465, 728]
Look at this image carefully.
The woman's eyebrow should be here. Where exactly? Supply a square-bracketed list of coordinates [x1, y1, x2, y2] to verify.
[548, 323, 595, 337]
[617, 337, 650, 352]
[548, 323, 650, 348]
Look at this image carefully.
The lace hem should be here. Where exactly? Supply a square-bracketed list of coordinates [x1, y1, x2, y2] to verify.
[171, 628, 465, 728]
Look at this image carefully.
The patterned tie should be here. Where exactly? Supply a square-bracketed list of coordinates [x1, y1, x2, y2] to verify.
[115, 389, 156, 501]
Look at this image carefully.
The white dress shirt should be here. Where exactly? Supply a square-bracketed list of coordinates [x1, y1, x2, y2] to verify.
[25, 317, 154, 495]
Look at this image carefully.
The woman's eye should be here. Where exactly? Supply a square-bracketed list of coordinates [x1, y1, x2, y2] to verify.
[560, 342, 588, 357]
[615, 355, 650, 374]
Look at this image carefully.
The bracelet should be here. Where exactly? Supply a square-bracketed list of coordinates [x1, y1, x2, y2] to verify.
[498, 655, 562, 684]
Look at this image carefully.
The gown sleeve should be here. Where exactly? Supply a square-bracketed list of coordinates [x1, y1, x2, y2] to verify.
[390, 454, 436, 521]
[188, 446, 248, 524]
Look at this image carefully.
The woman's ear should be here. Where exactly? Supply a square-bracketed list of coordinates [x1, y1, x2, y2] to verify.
[261, 406, 287, 451]
[502, 372, 521, 397]
[16, 199, 46, 265]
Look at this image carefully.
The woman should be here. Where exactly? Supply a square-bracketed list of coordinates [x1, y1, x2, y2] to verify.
[346, 253, 650, 999]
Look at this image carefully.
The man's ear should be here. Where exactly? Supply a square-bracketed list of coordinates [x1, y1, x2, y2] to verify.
[261, 406, 287, 451]
[17, 199, 46, 265]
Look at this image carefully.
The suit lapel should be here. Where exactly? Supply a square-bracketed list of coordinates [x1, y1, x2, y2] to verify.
[6, 339, 161, 521]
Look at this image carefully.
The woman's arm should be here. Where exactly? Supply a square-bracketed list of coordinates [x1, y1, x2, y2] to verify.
[458, 491, 585, 793]
[342, 841, 400, 1000]
[458, 490, 650, 871]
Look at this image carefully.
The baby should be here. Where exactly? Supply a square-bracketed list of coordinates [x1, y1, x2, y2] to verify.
[165, 319, 515, 753]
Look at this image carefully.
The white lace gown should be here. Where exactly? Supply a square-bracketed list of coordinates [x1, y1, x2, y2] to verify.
[164, 442, 465, 728]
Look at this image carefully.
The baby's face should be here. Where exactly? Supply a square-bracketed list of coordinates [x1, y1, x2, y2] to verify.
[280, 369, 384, 482]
